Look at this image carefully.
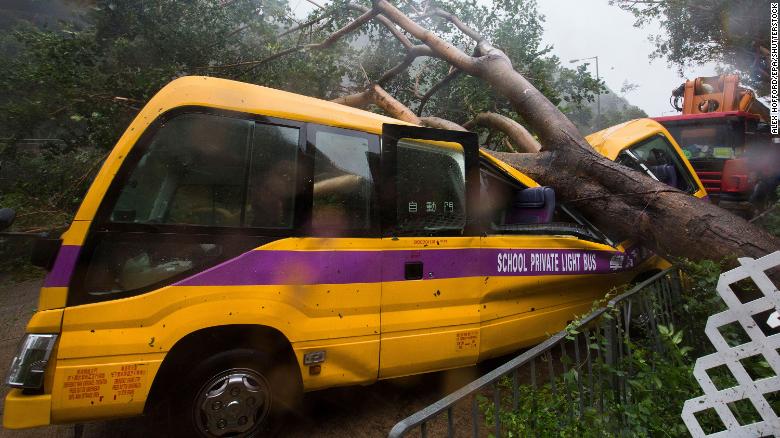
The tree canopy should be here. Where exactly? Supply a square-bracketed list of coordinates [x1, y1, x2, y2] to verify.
[612, 0, 771, 95]
[0, 0, 604, 154]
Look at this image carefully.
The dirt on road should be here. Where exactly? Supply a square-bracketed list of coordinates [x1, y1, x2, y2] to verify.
[0, 278, 510, 438]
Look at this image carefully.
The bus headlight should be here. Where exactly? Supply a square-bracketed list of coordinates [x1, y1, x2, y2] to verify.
[6, 334, 57, 390]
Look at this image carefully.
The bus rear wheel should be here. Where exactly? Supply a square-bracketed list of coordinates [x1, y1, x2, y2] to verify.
[166, 348, 297, 437]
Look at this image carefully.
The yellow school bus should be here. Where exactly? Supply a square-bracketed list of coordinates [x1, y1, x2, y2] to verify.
[587, 118, 708, 199]
[4, 77, 664, 437]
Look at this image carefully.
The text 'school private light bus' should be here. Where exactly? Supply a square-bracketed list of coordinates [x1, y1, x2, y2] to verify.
[4, 77, 666, 437]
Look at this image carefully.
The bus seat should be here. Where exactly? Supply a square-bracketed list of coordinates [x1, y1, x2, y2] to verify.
[649, 164, 678, 188]
[505, 187, 555, 224]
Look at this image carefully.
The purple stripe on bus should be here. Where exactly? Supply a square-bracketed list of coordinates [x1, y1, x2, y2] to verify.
[382, 249, 483, 281]
[177, 250, 384, 286]
[177, 247, 642, 287]
[43, 245, 81, 287]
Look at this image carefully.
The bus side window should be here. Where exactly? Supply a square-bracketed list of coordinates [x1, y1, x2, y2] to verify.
[111, 113, 251, 227]
[311, 129, 377, 233]
[245, 123, 299, 229]
[79, 113, 261, 300]
[616, 134, 697, 194]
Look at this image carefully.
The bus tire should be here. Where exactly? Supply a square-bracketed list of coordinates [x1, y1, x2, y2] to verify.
[160, 347, 299, 438]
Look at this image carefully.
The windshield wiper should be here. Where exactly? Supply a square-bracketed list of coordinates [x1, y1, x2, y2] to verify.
[623, 150, 660, 182]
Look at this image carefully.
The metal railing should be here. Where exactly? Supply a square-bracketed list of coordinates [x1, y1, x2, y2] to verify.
[388, 268, 682, 438]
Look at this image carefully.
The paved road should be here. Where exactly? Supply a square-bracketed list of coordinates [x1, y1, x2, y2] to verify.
[0, 278, 508, 437]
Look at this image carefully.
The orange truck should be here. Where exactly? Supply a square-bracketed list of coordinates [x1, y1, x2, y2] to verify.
[653, 75, 779, 216]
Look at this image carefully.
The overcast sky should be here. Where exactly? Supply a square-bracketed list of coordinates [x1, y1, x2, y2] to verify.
[290, 0, 720, 116]
[535, 1, 719, 117]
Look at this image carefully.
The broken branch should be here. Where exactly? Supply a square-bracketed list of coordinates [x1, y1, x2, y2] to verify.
[463, 112, 541, 153]
[332, 84, 421, 124]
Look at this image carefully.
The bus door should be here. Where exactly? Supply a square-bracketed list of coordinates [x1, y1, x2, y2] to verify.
[377, 125, 482, 379]
[478, 163, 632, 359]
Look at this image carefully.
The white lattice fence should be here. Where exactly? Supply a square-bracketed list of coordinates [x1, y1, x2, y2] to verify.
[682, 251, 780, 437]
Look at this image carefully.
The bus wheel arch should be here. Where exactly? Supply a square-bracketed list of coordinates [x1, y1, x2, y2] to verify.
[144, 324, 302, 434]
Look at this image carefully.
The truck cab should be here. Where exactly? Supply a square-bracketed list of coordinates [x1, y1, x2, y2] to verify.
[653, 75, 778, 216]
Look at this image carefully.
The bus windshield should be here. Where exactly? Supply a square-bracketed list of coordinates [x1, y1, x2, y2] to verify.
[615, 134, 698, 194]
[662, 121, 741, 160]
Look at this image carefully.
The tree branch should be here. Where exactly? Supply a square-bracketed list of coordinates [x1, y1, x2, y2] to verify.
[420, 117, 467, 131]
[315, 7, 380, 49]
[372, 0, 478, 72]
[303, 0, 326, 10]
[332, 84, 421, 124]
[373, 0, 586, 151]
[376, 45, 435, 86]
[347, 4, 414, 49]
[424, 7, 484, 44]
[463, 112, 541, 153]
[417, 68, 461, 116]
[203, 4, 378, 71]
[277, 10, 335, 38]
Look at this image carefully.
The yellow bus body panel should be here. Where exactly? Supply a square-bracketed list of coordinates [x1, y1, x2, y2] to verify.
[479, 235, 642, 360]
[3, 390, 51, 429]
[377, 237, 483, 379]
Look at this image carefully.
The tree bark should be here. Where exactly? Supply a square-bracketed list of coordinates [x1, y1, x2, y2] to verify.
[491, 150, 780, 261]
[420, 116, 467, 131]
[464, 112, 541, 153]
[332, 84, 421, 124]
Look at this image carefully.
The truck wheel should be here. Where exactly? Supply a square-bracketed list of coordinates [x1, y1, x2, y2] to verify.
[164, 348, 299, 437]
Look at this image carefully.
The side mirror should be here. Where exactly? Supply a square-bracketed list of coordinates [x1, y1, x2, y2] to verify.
[0, 208, 16, 231]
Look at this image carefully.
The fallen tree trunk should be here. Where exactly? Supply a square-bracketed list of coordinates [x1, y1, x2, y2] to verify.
[267, 0, 780, 263]
[491, 151, 780, 261]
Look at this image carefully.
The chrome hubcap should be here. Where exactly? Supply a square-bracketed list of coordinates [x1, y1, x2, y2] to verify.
[194, 368, 270, 437]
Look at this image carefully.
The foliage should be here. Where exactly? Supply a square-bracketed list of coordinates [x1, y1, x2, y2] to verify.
[612, 0, 771, 95]
[480, 323, 697, 437]
[752, 193, 780, 238]
[1, 146, 106, 231]
[758, 208, 780, 238]
[676, 258, 728, 353]
[0, 145, 107, 279]
[478, 261, 775, 436]
[0, 0, 358, 235]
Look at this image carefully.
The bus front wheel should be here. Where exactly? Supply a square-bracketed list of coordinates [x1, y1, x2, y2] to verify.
[163, 347, 299, 437]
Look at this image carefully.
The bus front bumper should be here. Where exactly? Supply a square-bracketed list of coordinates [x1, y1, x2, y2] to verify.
[3, 389, 51, 429]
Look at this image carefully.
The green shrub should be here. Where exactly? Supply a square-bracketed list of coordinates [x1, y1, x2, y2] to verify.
[0, 146, 106, 279]
[481, 324, 696, 437]
[479, 263, 749, 436]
